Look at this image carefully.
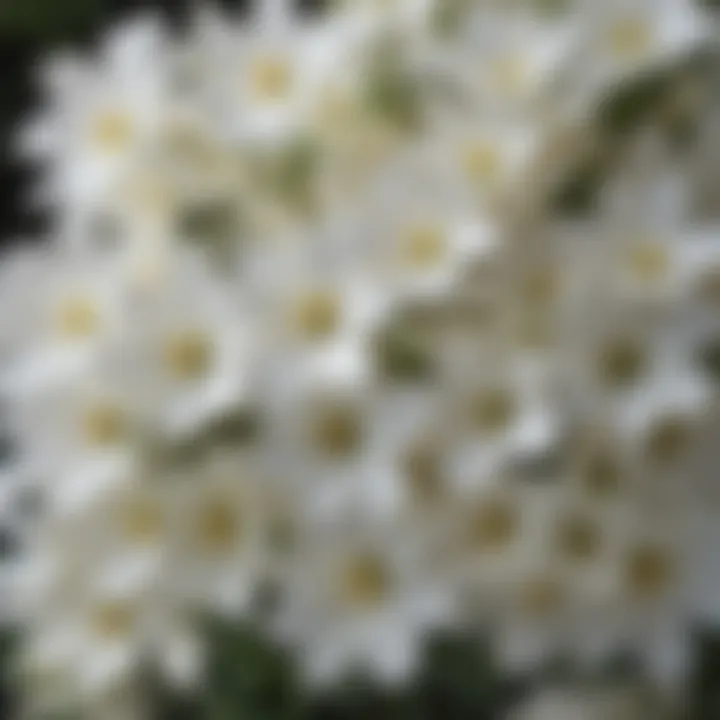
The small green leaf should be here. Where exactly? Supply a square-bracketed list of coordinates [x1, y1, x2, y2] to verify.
[364, 41, 423, 132]
[376, 330, 435, 383]
[598, 70, 670, 135]
[273, 138, 321, 214]
[205, 408, 262, 448]
[176, 199, 244, 269]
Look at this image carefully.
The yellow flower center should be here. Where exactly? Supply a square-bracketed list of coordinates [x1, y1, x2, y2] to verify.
[625, 545, 674, 600]
[461, 141, 502, 185]
[470, 387, 517, 434]
[291, 290, 341, 341]
[400, 223, 447, 269]
[338, 553, 391, 609]
[163, 331, 213, 380]
[120, 498, 163, 545]
[489, 53, 531, 96]
[469, 499, 519, 551]
[82, 402, 126, 447]
[312, 404, 363, 458]
[197, 499, 240, 554]
[54, 296, 101, 340]
[597, 339, 646, 389]
[91, 601, 133, 640]
[249, 56, 293, 102]
[606, 19, 653, 61]
[625, 242, 670, 285]
[90, 111, 134, 154]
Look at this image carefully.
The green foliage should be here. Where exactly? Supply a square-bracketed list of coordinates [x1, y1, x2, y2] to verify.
[364, 42, 423, 133]
[249, 137, 322, 218]
[0, 0, 104, 37]
[551, 162, 603, 216]
[689, 629, 720, 720]
[272, 138, 322, 215]
[0, 630, 19, 716]
[376, 328, 436, 383]
[146, 619, 720, 719]
[165, 619, 307, 720]
[178, 201, 242, 245]
[553, 56, 706, 215]
[598, 69, 674, 135]
[152, 621, 525, 720]
[409, 633, 524, 720]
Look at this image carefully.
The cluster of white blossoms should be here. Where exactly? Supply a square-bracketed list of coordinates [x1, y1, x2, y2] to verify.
[2, 0, 720, 715]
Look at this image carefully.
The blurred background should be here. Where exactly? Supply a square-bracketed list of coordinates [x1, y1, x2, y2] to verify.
[2, 1, 720, 718]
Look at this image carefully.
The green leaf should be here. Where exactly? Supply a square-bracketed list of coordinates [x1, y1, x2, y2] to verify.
[551, 162, 603, 216]
[176, 198, 245, 270]
[597, 69, 671, 135]
[364, 41, 423, 133]
[412, 632, 527, 720]
[199, 619, 307, 720]
[273, 138, 321, 215]
[376, 330, 436, 383]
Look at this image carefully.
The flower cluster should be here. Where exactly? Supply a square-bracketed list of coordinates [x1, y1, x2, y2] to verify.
[2, 0, 719, 715]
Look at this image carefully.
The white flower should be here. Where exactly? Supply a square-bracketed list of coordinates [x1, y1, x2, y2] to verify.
[444, 350, 561, 491]
[272, 512, 452, 685]
[9, 367, 141, 517]
[249, 243, 388, 391]
[191, 3, 365, 145]
[169, 448, 267, 616]
[0, 247, 129, 397]
[15, 545, 193, 707]
[445, 478, 546, 610]
[266, 380, 439, 519]
[113, 249, 249, 436]
[424, 114, 544, 217]
[587, 156, 720, 309]
[426, 2, 577, 116]
[564, 301, 714, 468]
[573, 0, 708, 97]
[27, 581, 198, 703]
[20, 16, 171, 212]
[331, 140, 502, 320]
[2, 0, 718, 705]
[593, 512, 696, 686]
